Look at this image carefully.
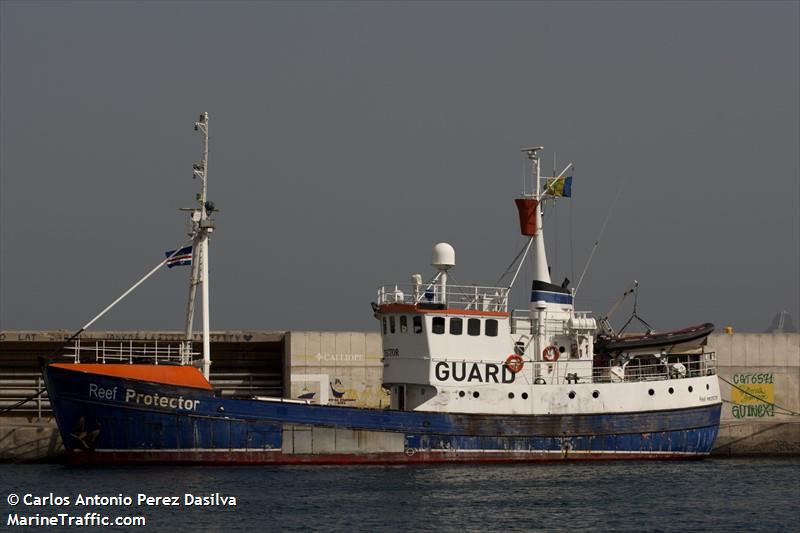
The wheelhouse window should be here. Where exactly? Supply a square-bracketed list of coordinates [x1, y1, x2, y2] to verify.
[432, 316, 445, 334]
[413, 316, 423, 334]
[467, 318, 481, 336]
[389, 316, 396, 334]
[450, 317, 463, 335]
[485, 319, 498, 337]
[400, 315, 408, 334]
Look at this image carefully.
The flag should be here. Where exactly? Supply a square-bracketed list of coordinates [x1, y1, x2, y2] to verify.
[165, 246, 193, 268]
[545, 176, 573, 197]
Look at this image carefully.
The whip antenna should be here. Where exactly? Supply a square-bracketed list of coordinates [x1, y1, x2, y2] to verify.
[574, 178, 625, 296]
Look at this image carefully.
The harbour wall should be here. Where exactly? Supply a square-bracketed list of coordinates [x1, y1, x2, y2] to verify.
[706, 332, 799, 455]
[285, 331, 389, 408]
[0, 330, 797, 460]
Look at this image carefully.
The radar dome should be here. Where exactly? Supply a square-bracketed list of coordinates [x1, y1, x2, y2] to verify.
[431, 243, 455, 270]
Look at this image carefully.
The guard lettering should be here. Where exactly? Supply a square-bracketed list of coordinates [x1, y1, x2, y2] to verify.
[434, 362, 515, 384]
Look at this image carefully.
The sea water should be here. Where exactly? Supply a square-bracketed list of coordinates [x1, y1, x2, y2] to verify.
[1, 458, 798, 532]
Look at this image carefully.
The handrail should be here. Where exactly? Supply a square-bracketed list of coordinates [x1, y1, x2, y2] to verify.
[377, 284, 510, 312]
[63, 340, 199, 365]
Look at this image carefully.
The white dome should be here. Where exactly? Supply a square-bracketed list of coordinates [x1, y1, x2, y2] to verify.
[431, 242, 455, 269]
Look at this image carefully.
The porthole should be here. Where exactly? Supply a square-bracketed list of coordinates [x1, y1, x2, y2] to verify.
[473, 391, 480, 398]
[688, 386, 694, 393]
[592, 390, 599, 399]
[568, 391, 576, 399]
[668, 387, 674, 394]
[508, 392, 515, 399]
[706, 384, 710, 390]
[521, 392, 529, 400]
[458, 391, 465, 398]
[558, 346, 566, 353]
[648, 389, 655, 396]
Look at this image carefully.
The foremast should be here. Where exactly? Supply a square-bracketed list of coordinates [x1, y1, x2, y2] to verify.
[184, 112, 215, 379]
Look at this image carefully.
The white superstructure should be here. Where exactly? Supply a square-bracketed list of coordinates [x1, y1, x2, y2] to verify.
[375, 148, 719, 416]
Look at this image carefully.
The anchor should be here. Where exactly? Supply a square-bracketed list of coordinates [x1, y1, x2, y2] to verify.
[70, 416, 101, 451]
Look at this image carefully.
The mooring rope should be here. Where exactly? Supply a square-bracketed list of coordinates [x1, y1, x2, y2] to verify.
[0, 388, 47, 416]
[1, 326, 93, 416]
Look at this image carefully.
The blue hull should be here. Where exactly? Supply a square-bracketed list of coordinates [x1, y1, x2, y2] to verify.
[43, 364, 721, 464]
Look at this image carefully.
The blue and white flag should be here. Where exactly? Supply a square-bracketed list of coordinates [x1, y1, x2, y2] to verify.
[165, 246, 193, 268]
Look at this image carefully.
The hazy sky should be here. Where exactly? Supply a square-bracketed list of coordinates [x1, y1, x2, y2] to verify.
[1, 1, 798, 334]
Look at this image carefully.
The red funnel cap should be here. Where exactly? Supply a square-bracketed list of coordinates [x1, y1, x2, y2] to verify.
[514, 198, 538, 236]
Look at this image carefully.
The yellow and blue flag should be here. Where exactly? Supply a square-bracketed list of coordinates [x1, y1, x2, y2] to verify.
[545, 176, 572, 197]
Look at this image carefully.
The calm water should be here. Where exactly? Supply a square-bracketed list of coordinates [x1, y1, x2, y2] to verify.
[1, 458, 798, 532]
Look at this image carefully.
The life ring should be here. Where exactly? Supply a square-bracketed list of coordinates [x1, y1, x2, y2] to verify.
[543, 345, 560, 362]
[505, 354, 525, 373]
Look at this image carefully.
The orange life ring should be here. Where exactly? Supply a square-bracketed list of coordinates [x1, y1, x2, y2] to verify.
[543, 345, 560, 362]
[505, 354, 525, 373]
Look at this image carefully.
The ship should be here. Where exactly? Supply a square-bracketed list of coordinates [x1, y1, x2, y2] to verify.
[42, 116, 721, 464]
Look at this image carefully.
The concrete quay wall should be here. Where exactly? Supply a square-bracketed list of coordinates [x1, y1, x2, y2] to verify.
[0, 420, 62, 462]
[286, 331, 389, 408]
[706, 332, 800, 456]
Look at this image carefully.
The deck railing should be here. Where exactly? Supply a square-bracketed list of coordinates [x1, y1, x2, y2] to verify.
[63, 339, 198, 365]
[377, 284, 510, 312]
[590, 352, 717, 384]
[510, 310, 596, 335]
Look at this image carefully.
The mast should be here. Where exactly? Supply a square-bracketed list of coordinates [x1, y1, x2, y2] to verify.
[518, 147, 550, 364]
[184, 112, 214, 379]
[523, 147, 551, 284]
